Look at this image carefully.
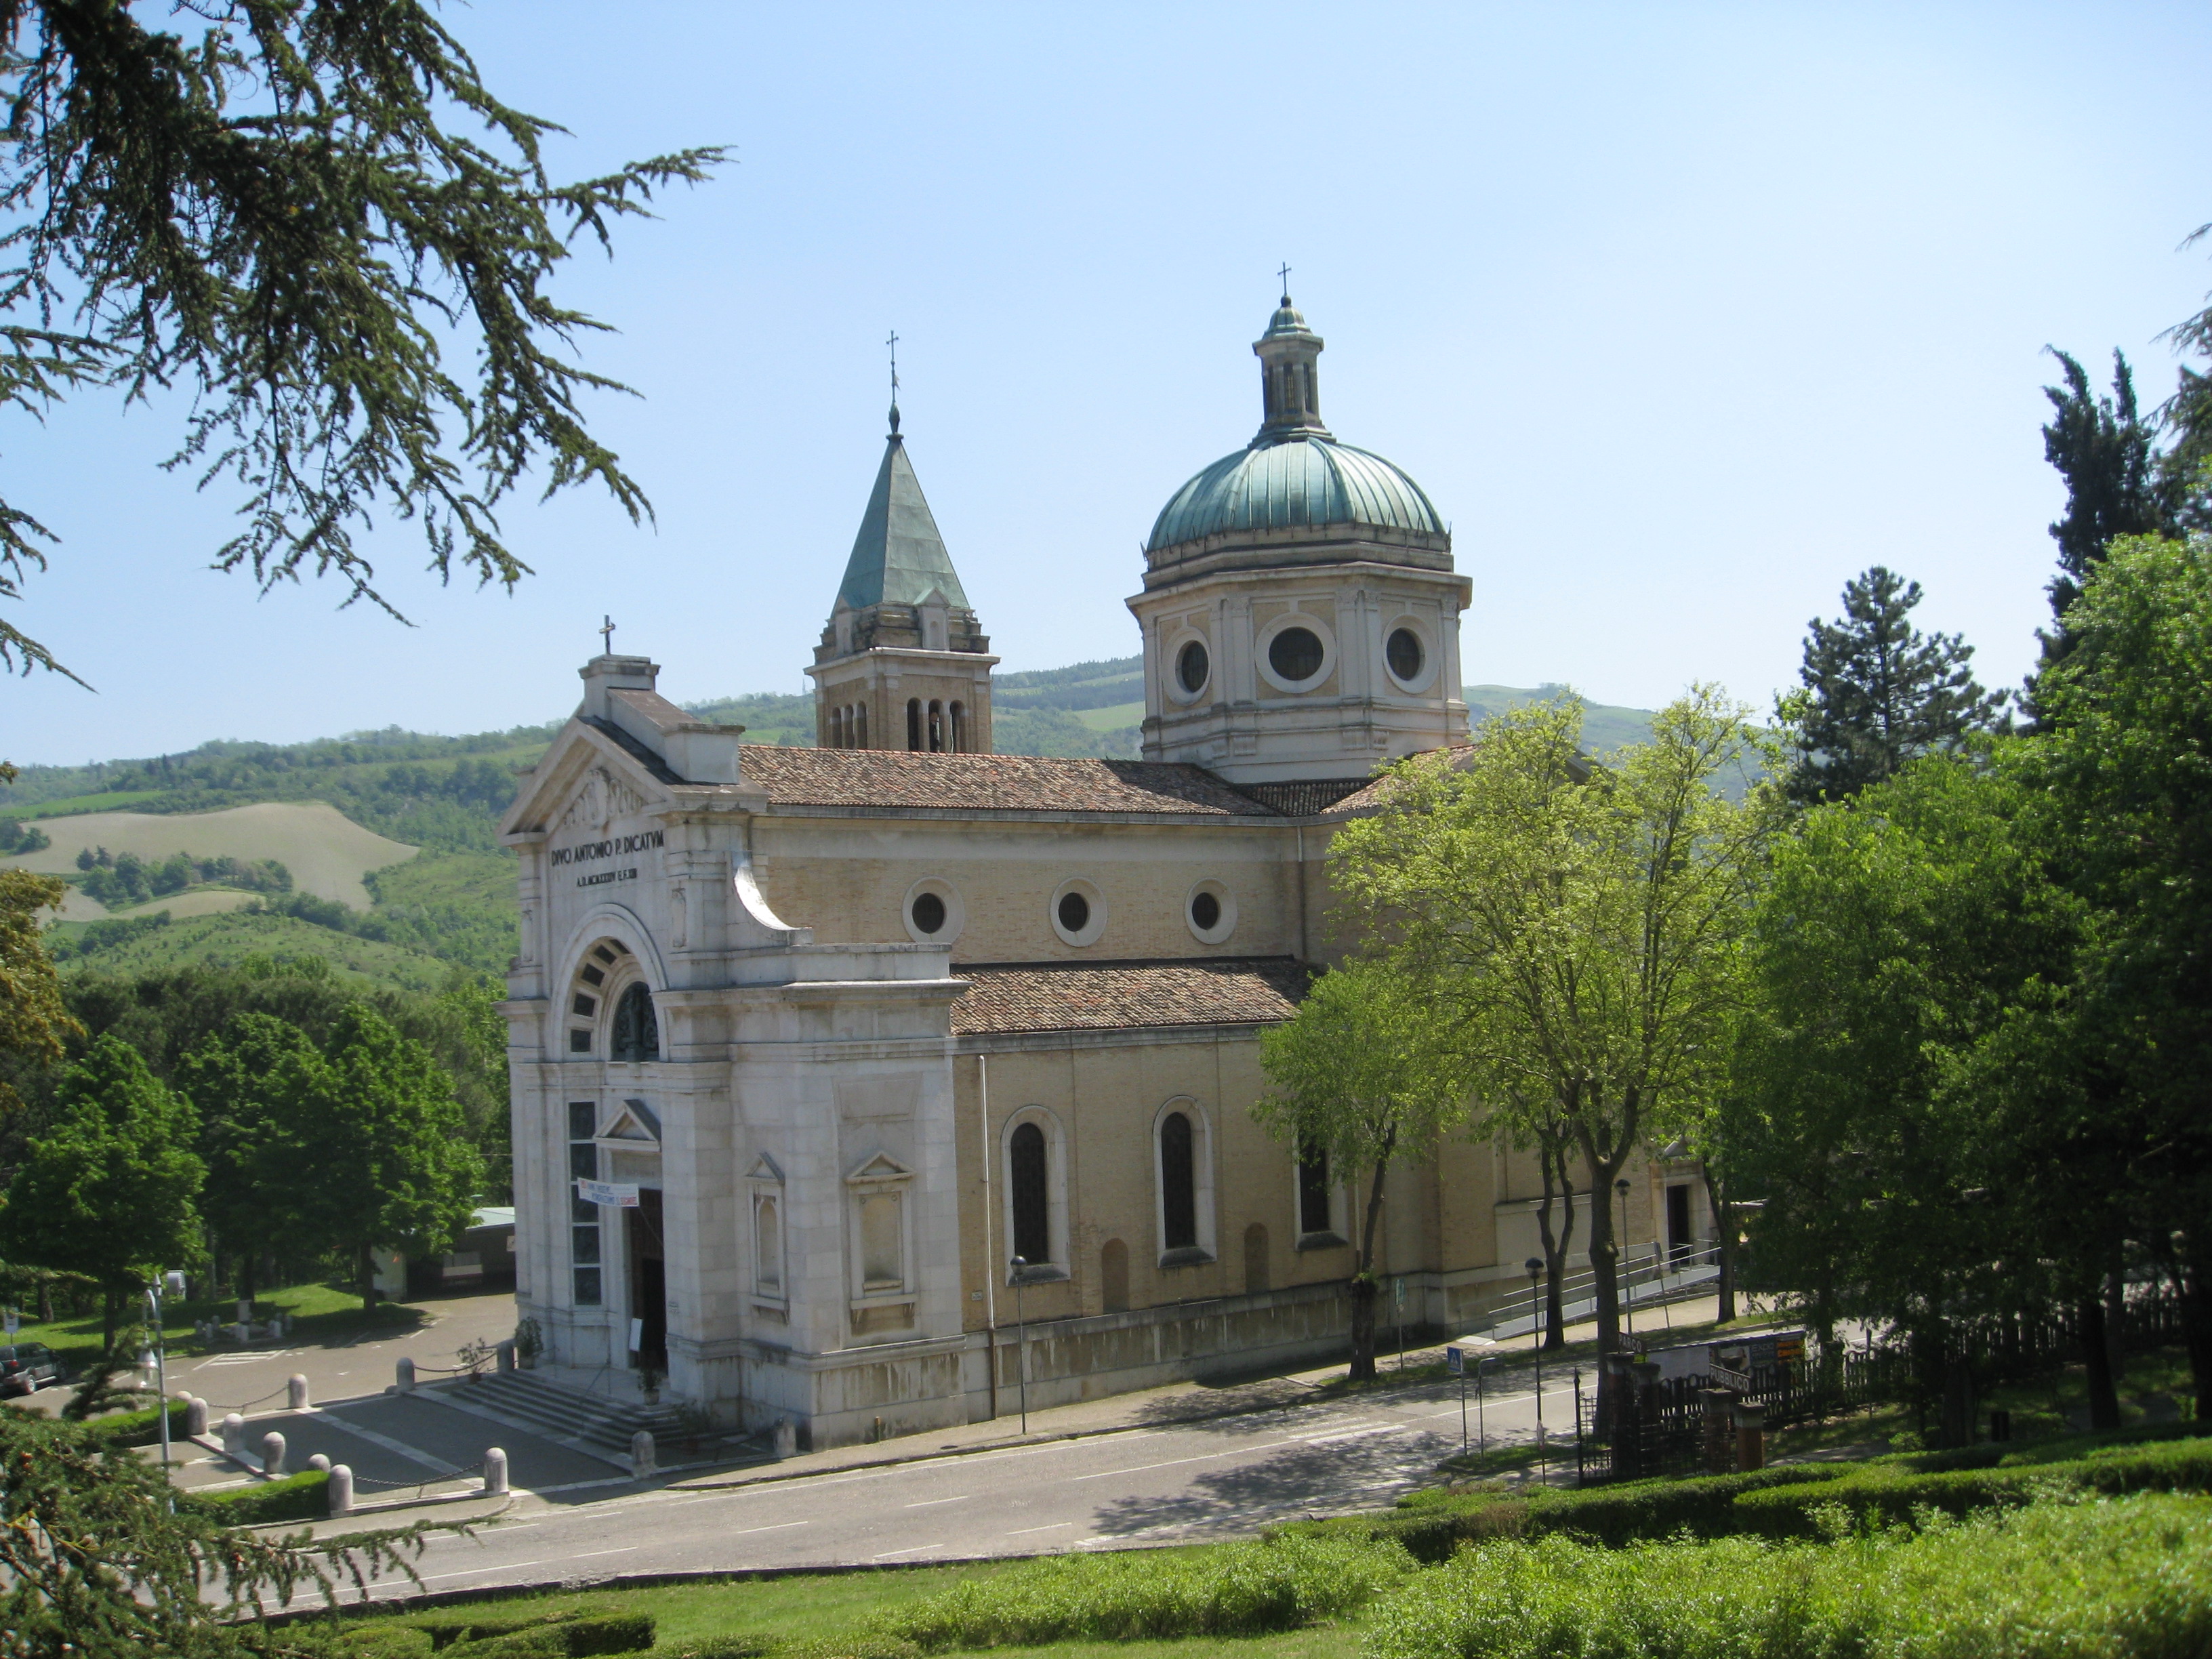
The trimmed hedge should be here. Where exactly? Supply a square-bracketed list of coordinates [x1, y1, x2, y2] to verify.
[1280, 1467, 1849, 1559]
[83, 1398, 192, 1449]
[1732, 1434, 2212, 1536]
[422, 1614, 655, 1658]
[186, 1469, 331, 1525]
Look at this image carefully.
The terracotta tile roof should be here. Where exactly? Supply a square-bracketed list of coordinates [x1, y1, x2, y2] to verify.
[1231, 778, 1377, 816]
[952, 957, 1311, 1036]
[734, 747, 1279, 817]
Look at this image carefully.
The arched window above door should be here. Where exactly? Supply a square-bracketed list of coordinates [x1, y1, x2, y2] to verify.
[611, 982, 659, 1062]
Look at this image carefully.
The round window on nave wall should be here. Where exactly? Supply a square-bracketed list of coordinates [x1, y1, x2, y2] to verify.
[1176, 640, 1210, 695]
[1057, 890, 1089, 933]
[910, 891, 947, 935]
[1385, 627, 1425, 683]
[1267, 626, 1325, 684]
[1189, 890, 1220, 931]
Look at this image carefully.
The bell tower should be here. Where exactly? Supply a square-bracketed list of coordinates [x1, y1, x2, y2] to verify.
[807, 373, 998, 754]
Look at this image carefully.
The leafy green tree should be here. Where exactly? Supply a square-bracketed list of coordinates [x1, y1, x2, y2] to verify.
[1, 1404, 436, 1658]
[2039, 350, 2181, 663]
[1782, 566, 2006, 804]
[173, 1012, 329, 1300]
[2031, 531, 2212, 1418]
[1330, 689, 1779, 1412]
[0, 1, 728, 680]
[0, 1036, 201, 1341]
[289, 1004, 483, 1307]
[1736, 750, 2122, 1433]
[1255, 958, 1471, 1379]
[0, 859, 75, 1115]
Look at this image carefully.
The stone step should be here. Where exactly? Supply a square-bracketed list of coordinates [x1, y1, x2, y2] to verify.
[454, 1370, 689, 1456]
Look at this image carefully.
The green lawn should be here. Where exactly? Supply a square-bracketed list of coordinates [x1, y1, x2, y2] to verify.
[5, 1279, 432, 1364]
[329, 1551, 1366, 1659]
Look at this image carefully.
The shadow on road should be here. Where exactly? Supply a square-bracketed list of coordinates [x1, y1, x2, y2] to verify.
[1085, 1422, 1456, 1539]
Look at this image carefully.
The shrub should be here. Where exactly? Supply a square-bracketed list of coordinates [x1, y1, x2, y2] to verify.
[184, 1469, 329, 1524]
[874, 1535, 1412, 1650]
[429, 1614, 655, 1659]
[655, 1640, 779, 1659]
[1365, 1492, 2212, 1659]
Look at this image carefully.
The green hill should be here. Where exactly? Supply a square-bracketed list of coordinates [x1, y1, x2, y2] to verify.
[2, 665, 1660, 989]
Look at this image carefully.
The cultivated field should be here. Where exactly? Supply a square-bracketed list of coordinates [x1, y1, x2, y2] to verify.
[0, 800, 416, 908]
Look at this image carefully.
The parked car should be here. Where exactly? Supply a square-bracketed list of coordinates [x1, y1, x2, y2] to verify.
[0, 1343, 65, 1397]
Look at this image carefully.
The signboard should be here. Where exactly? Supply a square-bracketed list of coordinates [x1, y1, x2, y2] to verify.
[1775, 1334, 1806, 1364]
[2, 1308, 16, 1338]
[1446, 1345, 1465, 1376]
[577, 1177, 640, 1208]
[628, 1317, 644, 1353]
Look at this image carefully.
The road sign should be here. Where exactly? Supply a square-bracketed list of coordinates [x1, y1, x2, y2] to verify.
[1446, 1345, 1465, 1376]
[2, 1309, 16, 1338]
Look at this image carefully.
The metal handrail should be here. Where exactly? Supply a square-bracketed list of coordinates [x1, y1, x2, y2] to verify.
[1473, 1242, 1725, 1343]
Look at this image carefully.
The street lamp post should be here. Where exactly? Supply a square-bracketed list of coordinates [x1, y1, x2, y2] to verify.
[1525, 1256, 1545, 1483]
[1477, 1353, 1496, 1462]
[1615, 1179, 1634, 1344]
[1009, 1255, 1029, 1434]
[146, 1269, 184, 1480]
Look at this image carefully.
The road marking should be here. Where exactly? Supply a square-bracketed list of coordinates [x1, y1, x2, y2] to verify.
[1005, 1521, 1075, 1534]
[872, 1544, 937, 1559]
[571, 1547, 640, 1559]
[903, 1494, 970, 1507]
[421, 1562, 543, 1579]
[1296, 1423, 1411, 1446]
[731, 1520, 811, 1536]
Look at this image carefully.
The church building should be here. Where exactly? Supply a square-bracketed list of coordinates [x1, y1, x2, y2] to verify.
[497, 295, 1702, 1447]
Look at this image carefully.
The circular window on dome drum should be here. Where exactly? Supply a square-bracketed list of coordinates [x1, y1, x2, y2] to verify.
[1268, 626, 1326, 684]
[1386, 628, 1425, 683]
[1176, 640, 1210, 696]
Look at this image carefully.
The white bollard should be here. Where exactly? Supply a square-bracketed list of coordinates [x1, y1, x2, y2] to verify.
[395, 1356, 415, 1393]
[483, 1446, 509, 1495]
[236, 1298, 251, 1326]
[629, 1430, 655, 1478]
[220, 1413, 246, 1456]
[287, 1373, 309, 1410]
[327, 1464, 353, 1516]
[185, 1397, 209, 1437]
[308, 1452, 331, 1472]
[261, 1431, 287, 1477]
[495, 1338, 516, 1374]
[773, 1418, 797, 1460]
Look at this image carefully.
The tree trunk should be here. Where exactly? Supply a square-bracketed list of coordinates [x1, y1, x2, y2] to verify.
[357, 1243, 379, 1311]
[1575, 1124, 1631, 1427]
[1348, 1143, 1395, 1382]
[2078, 1293, 2122, 1431]
[2179, 1244, 2211, 1422]
[1702, 1164, 1736, 1324]
[239, 1250, 257, 1305]
[1534, 1134, 1576, 1351]
[37, 1274, 52, 1324]
[101, 1284, 120, 1349]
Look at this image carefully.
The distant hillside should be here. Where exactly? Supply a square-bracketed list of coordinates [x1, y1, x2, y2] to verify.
[1, 663, 1659, 987]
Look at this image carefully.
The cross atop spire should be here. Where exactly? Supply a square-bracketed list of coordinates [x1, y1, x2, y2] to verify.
[599, 614, 615, 655]
[886, 329, 901, 436]
[1277, 262, 1292, 303]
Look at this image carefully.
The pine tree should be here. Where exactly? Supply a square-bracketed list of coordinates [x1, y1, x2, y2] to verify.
[1784, 567, 2005, 805]
[2040, 349, 2179, 632]
[0, 3, 729, 680]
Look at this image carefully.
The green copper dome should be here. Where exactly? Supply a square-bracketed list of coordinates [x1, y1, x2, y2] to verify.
[1147, 436, 1443, 552]
[1147, 293, 1444, 554]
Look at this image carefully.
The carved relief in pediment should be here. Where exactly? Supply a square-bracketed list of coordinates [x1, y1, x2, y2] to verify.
[556, 766, 646, 834]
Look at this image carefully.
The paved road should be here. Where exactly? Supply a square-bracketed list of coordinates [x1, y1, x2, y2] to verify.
[284, 1362, 1586, 1608]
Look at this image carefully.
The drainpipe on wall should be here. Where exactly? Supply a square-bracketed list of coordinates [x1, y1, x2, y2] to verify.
[1294, 827, 1309, 962]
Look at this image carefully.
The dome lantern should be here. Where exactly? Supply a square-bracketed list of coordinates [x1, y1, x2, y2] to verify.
[1253, 286, 1329, 443]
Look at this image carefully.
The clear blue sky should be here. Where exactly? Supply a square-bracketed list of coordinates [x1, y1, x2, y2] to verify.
[7, 2, 2209, 764]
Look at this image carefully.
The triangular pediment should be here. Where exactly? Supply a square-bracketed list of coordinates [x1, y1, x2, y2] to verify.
[602, 1099, 661, 1143]
[498, 718, 673, 840]
[844, 1151, 912, 1185]
[746, 1152, 785, 1183]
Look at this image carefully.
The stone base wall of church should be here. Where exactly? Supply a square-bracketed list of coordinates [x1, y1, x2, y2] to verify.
[963, 1279, 1357, 1417]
